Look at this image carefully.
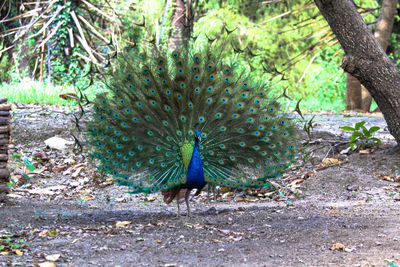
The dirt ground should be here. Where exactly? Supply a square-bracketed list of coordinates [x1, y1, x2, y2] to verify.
[0, 105, 399, 267]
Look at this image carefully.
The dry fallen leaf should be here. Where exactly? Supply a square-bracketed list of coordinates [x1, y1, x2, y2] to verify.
[71, 238, 81, 244]
[330, 242, 345, 251]
[64, 158, 75, 165]
[53, 165, 67, 172]
[143, 196, 156, 202]
[344, 247, 355, 252]
[32, 152, 49, 161]
[12, 175, 28, 186]
[378, 174, 400, 183]
[235, 197, 245, 202]
[116, 221, 131, 228]
[288, 178, 305, 188]
[27, 167, 47, 175]
[301, 171, 315, 179]
[39, 230, 49, 237]
[71, 167, 84, 178]
[78, 194, 94, 201]
[232, 236, 243, 242]
[359, 149, 371, 154]
[330, 242, 354, 252]
[38, 262, 57, 267]
[15, 250, 23, 256]
[218, 229, 231, 235]
[321, 158, 341, 166]
[154, 240, 163, 244]
[193, 223, 203, 230]
[45, 254, 61, 261]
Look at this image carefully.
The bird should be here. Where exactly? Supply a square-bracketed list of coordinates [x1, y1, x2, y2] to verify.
[86, 39, 298, 216]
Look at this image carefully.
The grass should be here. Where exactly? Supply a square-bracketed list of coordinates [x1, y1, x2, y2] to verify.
[0, 80, 74, 105]
[0, 80, 378, 112]
[0, 80, 101, 105]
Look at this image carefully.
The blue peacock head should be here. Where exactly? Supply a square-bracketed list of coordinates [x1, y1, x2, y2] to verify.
[194, 130, 201, 143]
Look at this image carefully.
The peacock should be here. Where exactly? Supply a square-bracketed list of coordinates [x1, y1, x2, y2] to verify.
[86, 39, 298, 216]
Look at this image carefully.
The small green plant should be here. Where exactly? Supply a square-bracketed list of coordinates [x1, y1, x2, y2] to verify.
[340, 121, 381, 149]
[9, 153, 35, 186]
[0, 234, 26, 252]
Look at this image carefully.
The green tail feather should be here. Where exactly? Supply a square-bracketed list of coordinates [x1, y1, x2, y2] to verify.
[87, 39, 298, 194]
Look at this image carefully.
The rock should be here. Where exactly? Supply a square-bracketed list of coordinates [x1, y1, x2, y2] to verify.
[0, 184, 9, 203]
[44, 136, 74, 151]
[28, 185, 67, 195]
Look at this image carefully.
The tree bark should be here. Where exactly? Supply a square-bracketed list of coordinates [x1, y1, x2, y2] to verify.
[314, 0, 400, 144]
[374, 0, 398, 50]
[169, 0, 194, 49]
[345, 74, 362, 110]
[345, 0, 398, 111]
[361, 0, 397, 111]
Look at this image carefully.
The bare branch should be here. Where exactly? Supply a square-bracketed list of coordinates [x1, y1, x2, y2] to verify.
[35, 20, 62, 48]
[28, 5, 64, 40]
[80, 0, 115, 22]
[70, 10, 98, 64]
[77, 14, 109, 43]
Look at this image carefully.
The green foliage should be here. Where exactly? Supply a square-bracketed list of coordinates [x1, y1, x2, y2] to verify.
[9, 153, 36, 186]
[0, 235, 26, 252]
[293, 50, 346, 112]
[340, 121, 381, 150]
[193, 2, 345, 111]
[0, 0, 393, 110]
[0, 53, 11, 83]
[389, 33, 400, 68]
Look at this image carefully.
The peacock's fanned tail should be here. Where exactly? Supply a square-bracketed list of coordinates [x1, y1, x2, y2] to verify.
[87, 42, 298, 194]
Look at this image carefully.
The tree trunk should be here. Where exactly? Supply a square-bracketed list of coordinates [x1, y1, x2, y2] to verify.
[345, 0, 398, 111]
[314, 0, 400, 144]
[374, 0, 397, 50]
[169, 0, 194, 49]
[165, 0, 195, 202]
[345, 74, 362, 110]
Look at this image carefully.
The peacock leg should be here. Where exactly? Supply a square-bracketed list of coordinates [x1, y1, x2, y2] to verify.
[177, 197, 181, 216]
[185, 189, 192, 217]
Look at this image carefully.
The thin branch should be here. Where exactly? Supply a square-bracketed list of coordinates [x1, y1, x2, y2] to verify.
[13, 0, 57, 41]
[77, 14, 109, 43]
[35, 20, 62, 49]
[74, 34, 99, 64]
[158, 0, 170, 45]
[0, 44, 15, 55]
[70, 10, 98, 64]
[257, 0, 314, 25]
[80, 0, 115, 22]
[28, 5, 64, 40]
[0, 8, 42, 23]
[68, 28, 74, 48]
[296, 52, 320, 86]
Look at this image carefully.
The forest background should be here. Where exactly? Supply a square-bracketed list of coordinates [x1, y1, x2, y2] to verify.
[0, 0, 399, 112]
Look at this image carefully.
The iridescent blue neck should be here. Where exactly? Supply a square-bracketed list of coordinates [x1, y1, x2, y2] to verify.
[184, 139, 205, 189]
